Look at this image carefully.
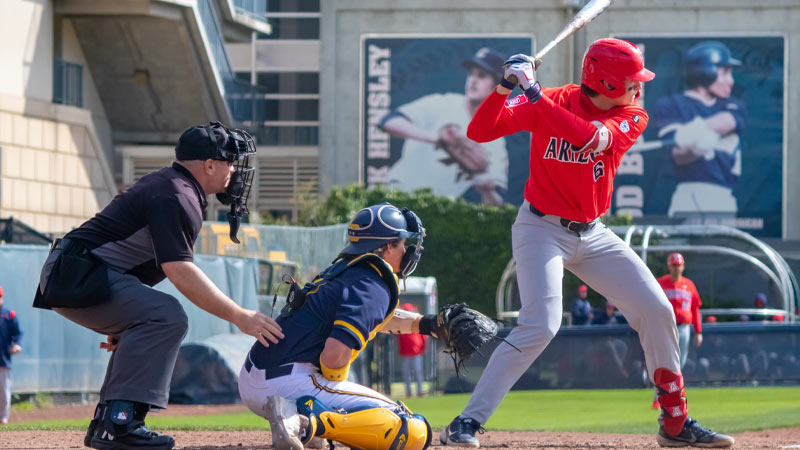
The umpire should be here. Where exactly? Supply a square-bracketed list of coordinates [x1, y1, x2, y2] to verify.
[33, 122, 283, 450]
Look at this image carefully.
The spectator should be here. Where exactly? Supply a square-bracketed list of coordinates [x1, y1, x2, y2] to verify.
[396, 303, 428, 397]
[0, 287, 22, 424]
[570, 285, 593, 326]
[592, 301, 619, 326]
[705, 315, 717, 323]
[751, 293, 780, 322]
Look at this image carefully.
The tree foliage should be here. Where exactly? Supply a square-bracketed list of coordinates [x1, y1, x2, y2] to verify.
[262, 184, 632, 317]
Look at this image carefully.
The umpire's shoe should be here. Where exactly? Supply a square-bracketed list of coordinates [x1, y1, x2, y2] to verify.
[657, 417, 735, 448]
[84, 403, 105, 447]
[90, 400, 175, 450]
[440, 416, 485, 448]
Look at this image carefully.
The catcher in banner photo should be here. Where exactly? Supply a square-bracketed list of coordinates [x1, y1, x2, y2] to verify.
[440, 39, 734, 448]
[380, 47, 509, 206]
[238, 202, 498, 450]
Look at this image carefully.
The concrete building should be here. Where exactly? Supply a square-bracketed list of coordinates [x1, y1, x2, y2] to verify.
[0, 0, 271, 232]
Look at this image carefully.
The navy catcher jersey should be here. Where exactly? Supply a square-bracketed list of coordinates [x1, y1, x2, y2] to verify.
[651, 93, 747, 188]
[249, 263, 393, 369]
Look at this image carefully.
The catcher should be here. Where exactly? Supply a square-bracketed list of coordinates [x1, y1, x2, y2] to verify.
[238, 202, 498, 450]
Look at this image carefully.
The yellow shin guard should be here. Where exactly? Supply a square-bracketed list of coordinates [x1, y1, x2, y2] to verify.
[310, 407, 431, 450]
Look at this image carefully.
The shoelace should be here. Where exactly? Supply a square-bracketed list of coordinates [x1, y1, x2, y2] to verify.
[459, 419, 486, 435]
[686, 419, 714, 438]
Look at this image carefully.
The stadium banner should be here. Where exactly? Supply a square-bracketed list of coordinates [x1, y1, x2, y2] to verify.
[360, 35, 534, 207]
[614, 35, 786, 238]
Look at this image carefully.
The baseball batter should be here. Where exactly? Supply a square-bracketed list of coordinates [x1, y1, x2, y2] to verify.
[440, 39, 734, 448]
[651, 41, 747, 219]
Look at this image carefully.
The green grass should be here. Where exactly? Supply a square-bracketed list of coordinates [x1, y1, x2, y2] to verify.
[4, 386, 800, 433]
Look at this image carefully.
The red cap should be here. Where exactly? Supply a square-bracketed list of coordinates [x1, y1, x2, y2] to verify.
[401, 303, 415, 312]
[668, 253, 685, 266]
[577, 285, 588, 293]
[0, 286, 3, 296]
[706, 315, 717, 323]
[772, 315, 785, 322]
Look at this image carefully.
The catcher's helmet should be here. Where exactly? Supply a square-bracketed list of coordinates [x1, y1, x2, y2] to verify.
[684, 41, 741, 88]
[581, 38, 655, 98]
[668, 252, 685, 266]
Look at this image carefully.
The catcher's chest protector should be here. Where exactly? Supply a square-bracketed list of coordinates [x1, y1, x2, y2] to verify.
[290, 254, 400, 321]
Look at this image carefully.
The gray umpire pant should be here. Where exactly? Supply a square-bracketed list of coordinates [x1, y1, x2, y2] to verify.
[40, 248, 189, 409]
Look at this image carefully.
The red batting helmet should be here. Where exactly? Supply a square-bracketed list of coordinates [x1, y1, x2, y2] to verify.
[668, 253, 685, 266]
[581, 38, 655, 98]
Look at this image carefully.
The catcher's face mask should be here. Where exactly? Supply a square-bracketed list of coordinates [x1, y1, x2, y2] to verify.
[211, 124, 256, 244]
[398, 208, 425, 279]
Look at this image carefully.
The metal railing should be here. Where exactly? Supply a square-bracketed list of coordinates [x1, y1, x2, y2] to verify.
[233, 0, 267, 21]
[53, 59, 82, 107]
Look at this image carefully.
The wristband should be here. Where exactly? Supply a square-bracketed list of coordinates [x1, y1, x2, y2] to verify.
[499, 78, 517, 90]
[418, 314, 437, 336]
[523, 81, 542, 103]
[320, 356, 350, 381]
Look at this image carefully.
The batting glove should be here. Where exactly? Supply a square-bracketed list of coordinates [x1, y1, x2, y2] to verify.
[502, 54, 542, 103]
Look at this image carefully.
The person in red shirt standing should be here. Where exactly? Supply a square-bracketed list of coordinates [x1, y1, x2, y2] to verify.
[439, 39, 733, 448]
[653, 252, 703, 409]
[396, 303, 427, 397]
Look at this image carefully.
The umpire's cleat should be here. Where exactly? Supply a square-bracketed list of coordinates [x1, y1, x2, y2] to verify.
[657, 417, 735, 448]
[264, 395, 305, 450]
[90, 424, 175, 450]
[440, 416, 485, 448]
[84, 403, 105, 448]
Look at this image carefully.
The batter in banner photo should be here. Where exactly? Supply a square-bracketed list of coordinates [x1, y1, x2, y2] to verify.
[238, 203, 497, 450]
[651, 41, 747, 220]
[439, 38, 734, 448]
[380, 47, 509, 205]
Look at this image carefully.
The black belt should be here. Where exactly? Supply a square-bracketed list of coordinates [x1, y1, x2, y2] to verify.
[528, 204, 595, 233]
[245, 356, 294, 380]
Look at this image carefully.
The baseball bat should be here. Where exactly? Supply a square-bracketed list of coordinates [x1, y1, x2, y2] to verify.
[628, 138, 675, 153]
[534, 0, 614, 61]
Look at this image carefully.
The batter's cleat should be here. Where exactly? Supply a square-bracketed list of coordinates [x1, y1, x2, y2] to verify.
[90, 425, 175, 450]
[264, 395, 305, 450]
[657, 417, 735, 448]
[440, 416, 484, 448]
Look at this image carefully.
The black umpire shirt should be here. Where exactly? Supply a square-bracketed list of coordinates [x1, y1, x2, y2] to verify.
[66, 162, 207, 286]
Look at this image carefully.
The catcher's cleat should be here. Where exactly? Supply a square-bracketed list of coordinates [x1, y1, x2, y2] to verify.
[440, 416, 484, 448]
[264, 396, 305, 450]
[657, 417, 735, 448]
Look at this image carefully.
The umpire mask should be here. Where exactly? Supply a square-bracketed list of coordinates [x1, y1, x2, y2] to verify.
[208, 122, 256, 244]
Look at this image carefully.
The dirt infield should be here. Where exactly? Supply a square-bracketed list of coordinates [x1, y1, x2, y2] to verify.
[1, 404, 798, 449]
[1, 428, 799, 449]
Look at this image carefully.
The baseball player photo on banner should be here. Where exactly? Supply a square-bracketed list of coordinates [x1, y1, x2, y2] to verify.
[361, 35, 533, 206]
[612, 35, 786, 237]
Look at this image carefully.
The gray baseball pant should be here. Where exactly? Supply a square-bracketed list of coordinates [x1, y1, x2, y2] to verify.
[40, 248, 189, 408]
[462, 201, 680, 424]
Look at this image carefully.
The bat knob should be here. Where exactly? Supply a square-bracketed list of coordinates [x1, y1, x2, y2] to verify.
[533, 58, 543, 70]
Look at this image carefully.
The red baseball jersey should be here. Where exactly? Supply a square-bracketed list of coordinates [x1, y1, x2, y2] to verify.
[397, 332, 427, 357]
[657, 274, 702, 333]
[467, 85, 647, 222]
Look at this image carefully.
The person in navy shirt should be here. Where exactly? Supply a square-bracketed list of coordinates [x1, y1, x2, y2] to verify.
[652, 41, 748, 221]
[238, 203, 434, 450]
[0, 287, 22, 424]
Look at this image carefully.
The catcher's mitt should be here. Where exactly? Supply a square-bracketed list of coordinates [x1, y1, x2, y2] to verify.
[420, 303, 517, 377]
[434, 124, 489, 180]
